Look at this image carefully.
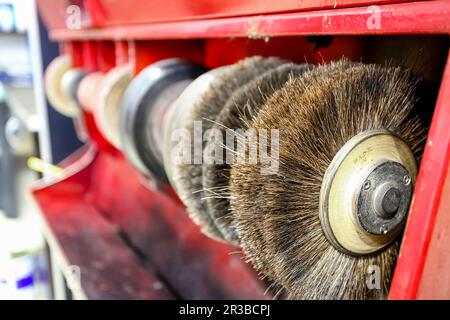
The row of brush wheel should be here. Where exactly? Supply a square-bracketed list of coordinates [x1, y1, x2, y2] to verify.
[45, 55, 428, 299]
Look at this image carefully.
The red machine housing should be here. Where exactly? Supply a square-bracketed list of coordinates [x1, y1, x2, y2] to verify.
[34, 0, 450, 299]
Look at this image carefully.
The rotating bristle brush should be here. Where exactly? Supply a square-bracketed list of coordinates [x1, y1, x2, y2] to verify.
[164, 67, 231, 190]
[120, 59, 204, 183]
[229, 60, 428, 299]
[163, 66, 231, 242]
[173, 56, 285, 241]
[202, 63, 311, 245]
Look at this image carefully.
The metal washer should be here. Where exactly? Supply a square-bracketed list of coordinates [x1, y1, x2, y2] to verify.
[357, 161, 413, 235]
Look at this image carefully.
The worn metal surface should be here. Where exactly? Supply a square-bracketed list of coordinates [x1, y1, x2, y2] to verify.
[32, 145, 176, 299]
[32, 142, 269, 299]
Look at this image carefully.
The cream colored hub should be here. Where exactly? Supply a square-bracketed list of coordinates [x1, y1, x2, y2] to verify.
[319, 129, 417, 255]
[45, 55, 80, 118]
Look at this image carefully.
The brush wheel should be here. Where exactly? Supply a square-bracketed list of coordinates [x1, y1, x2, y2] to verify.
[45, 55, 79, 117]
[174, 56, 285, 242]
[60, 68, 86, 109]
[230, 60, 427, 299]
[95, 65, 132, 149]
[202, 63, 311, 245]
[77, 72, 105, 113]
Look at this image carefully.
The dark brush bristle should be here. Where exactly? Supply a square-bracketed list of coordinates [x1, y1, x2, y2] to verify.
[229, 59, 427, 299]
[229, 60, 356, 275]
[173, 56, 285, 241]
[202, 63, 312, 245]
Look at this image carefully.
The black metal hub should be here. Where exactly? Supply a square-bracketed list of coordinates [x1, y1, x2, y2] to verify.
[357, 161, 413, 235]
[379, 187, 401, 218]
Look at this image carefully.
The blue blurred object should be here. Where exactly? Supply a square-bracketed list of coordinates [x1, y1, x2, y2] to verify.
[0, 70, 33, 87]
[16, 274, 34, 289]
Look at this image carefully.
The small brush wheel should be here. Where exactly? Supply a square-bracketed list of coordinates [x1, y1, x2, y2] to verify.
[163, 66, 233, 241]
[173, 57, 285, 242]
[60, 68, 86, 109]
[119, 59, 205, 183]
[45, 55, 79, 118]
[319, 129, 417, 255]
[163, 66, 230, 189]
[96, 65, 132, 149]
[77, 72, 105, 113]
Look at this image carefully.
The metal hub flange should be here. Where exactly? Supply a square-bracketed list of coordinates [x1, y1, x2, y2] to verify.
[319, 129, 417, 256]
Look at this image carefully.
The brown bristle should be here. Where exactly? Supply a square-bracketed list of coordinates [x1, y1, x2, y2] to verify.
[202, 63, 311, 245]
[172, 56, 285, 241]
[229, 59, 427, 299]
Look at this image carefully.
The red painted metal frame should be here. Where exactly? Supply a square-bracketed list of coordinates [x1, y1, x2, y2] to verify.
[36, 0, 450, 299]
[389, 50, 450, 300]
[85, 0, 415, 26]
[33, 143, 269, 299]
[416, 161, 450, 299]
[32, 146, 176, 299]
[37, 0, 417, 29]
[47, 1, 450, 41]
